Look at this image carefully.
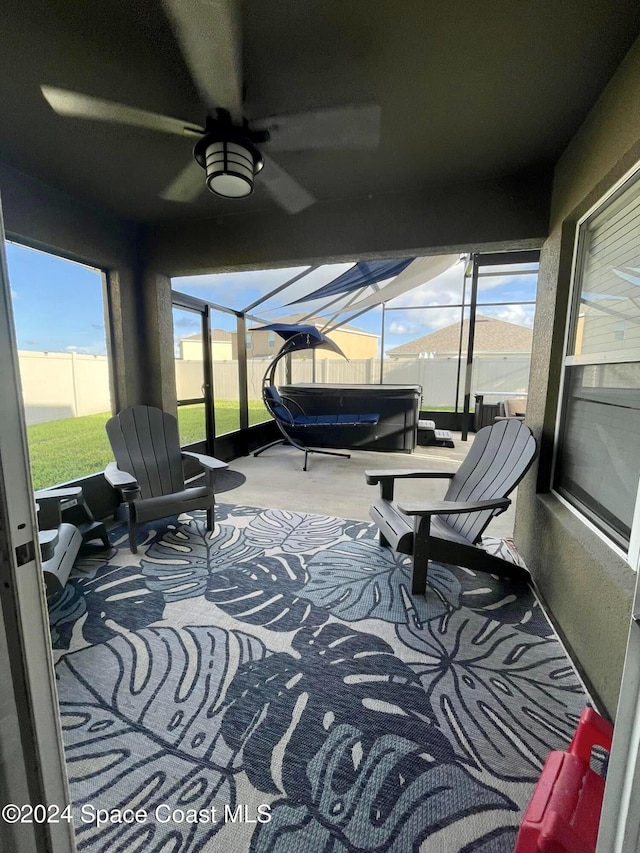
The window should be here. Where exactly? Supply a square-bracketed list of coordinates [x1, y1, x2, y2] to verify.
[6, 242, 113, 490]
[268, 332, 276, 349]
[555, 169, 640, 553]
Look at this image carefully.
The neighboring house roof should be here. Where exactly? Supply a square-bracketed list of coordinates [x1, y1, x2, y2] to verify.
[180, 329, 232, 342]
[248, 313, 378, 338]
[387, 315, 532, 355]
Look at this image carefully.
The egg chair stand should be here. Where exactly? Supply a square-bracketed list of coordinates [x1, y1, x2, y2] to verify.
[252, 324, 380, 471]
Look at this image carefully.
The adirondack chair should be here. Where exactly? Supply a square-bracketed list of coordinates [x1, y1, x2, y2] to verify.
[105, 405, 228, 553]
[366, 419, 537, 593]
[495, 397, 528, 422]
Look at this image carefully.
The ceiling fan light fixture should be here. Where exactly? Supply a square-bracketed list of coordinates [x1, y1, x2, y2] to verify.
[194, 131, 263, 199]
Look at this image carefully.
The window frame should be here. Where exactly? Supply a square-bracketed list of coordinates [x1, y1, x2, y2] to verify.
[552, 159, 640, 568]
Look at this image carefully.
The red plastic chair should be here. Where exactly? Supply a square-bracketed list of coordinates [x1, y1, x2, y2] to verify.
[514, 706, 613, 853]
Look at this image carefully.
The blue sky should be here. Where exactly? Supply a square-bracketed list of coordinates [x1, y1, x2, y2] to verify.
[174, 260, 538, 354]
[7, 241, 107, 355]
[6, 241, 537, 356]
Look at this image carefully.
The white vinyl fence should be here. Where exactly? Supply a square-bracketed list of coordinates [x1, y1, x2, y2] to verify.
[383, 357, 531, 408]
[19, 351, 112, 425]
[19, 351, 531, 426]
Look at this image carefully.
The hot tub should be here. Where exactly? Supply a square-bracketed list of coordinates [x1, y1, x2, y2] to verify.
[279, 383, 422, 452]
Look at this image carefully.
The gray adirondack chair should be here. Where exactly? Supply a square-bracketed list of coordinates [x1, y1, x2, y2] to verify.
[366, 419, 537, 593]
[105, 405, 228, 553]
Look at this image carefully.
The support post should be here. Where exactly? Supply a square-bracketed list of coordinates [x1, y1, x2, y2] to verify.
[461, 254, 479, 441]
[236, 312, 249, 448]
[379, 303, 386, 384]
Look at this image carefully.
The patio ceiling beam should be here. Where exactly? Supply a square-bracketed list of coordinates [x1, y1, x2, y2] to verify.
[476, 250, 541, 266]
[242, 265, 320, 313]
[382, 300, 537, 311]
[244, 311, 274, 328]
[476, 269, 539, 277]
[297, 273, 390, 325]
[318, 282, 384, 332]
[317, 287, 373, 332]
[296, 289, 358, 324]
[171, 289, 236, 316]
[322, 302, 379, 335]
[339, 255, 461, 314]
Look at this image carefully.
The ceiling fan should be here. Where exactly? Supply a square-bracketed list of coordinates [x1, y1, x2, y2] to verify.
[40, 0, 380, 214]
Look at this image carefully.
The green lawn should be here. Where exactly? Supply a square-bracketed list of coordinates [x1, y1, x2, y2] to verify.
[26, 399, 465, 490]
[26, 400, 270, 490]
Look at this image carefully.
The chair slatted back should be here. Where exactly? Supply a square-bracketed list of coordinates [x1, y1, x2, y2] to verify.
[106, 406, 185, 499]
[443, 419, 537, 543]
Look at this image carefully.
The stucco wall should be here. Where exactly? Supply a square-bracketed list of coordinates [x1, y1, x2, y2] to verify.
[514, 35, 640, 716]
[142, 174, 549, 277]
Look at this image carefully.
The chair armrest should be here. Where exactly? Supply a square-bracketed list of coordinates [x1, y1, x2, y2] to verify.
[104, 461, 138, 489]
[181, 451, 228, 471]
[397, 497, 511, 517]
[365, 470, 456, 485]
[366, 469, 456, 500]
[34, 486, 83, 501]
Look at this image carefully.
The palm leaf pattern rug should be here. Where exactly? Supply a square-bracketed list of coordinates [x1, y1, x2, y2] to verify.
[49, 504, 589, 853]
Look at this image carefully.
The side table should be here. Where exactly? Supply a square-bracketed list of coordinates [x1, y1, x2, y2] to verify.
[34, 486, 110, 549]
[34, 486, 110, 596]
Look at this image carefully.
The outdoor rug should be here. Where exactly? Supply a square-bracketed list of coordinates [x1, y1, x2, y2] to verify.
[49, 504, 591, 853]
[209, 467, 247, 494]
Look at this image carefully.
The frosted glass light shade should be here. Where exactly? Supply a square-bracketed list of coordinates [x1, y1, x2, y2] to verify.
[203, 140, 255, 198]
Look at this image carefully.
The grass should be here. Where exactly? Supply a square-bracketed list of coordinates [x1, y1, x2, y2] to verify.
[26, 399, 465, 490]
[26, 400, 270, 491]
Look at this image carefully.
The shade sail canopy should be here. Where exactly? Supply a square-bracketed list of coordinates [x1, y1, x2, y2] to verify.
[287, 258, 414, 305]
[344, 255, 461, 312]
[253, 323, 348, 358]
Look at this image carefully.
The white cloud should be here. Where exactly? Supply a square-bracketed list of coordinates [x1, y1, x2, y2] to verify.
[386, 264, 465, 309]
[476, 273, 520, 293]
[384, 266, 537, 342]
[388, 321, 417, 335]
[388, 306, 464, 337]
[484, 304, 536, 327]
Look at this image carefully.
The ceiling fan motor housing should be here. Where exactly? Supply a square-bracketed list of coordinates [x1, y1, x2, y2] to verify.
[193, 119, 265, 198]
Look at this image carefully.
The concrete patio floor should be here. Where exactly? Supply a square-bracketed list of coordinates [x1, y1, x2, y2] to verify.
[224, 431, 518, 540]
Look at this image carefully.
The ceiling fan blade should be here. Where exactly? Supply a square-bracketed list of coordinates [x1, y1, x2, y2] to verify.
[254, 104, 381, 152]
[41, 86, 204, 137]
[259, 155, 316, 215]
[160, 160, 204, 202]
[162, 0, 243, 120]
